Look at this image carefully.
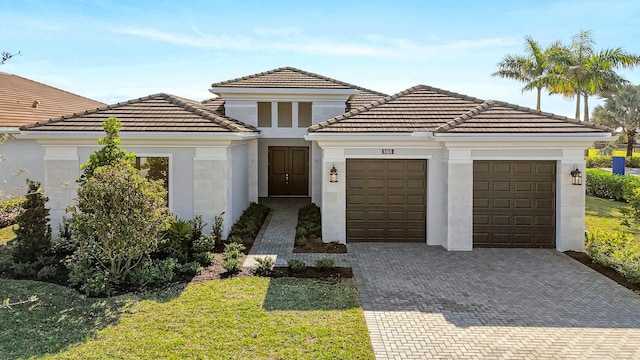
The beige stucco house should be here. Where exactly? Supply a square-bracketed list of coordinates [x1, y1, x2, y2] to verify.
[12, 67, 612, 250]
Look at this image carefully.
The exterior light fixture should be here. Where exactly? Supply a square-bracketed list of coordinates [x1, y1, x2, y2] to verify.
[570, 166, 582, 186]
[329, 165, 338, 183]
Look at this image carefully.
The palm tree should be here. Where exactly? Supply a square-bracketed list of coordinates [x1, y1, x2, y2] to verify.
[592, 84, 640, 156]
[549, 30, 640, 121]
[492, 36, 557, 111]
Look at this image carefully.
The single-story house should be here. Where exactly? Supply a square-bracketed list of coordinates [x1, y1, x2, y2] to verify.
[13, 67, 613, 250]
[0, 71, 105, 196]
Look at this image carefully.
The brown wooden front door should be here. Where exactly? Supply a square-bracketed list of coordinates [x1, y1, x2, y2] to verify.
[268, 146, 309, 196]
[473, 160, 556, 248]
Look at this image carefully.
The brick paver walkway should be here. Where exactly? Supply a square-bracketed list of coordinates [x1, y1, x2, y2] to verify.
[349, 243, 640, 359]
[243, 198, 352, 267]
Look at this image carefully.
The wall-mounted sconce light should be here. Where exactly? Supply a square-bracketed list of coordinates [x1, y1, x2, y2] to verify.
[570, 166, 582, 186]
[330, 165, 338, 183]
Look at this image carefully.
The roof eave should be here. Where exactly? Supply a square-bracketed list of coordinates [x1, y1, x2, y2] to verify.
[19, 130, 261, 141]
[210, 87, 359, 96]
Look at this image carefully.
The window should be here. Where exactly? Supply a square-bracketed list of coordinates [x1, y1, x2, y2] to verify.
[135, 156, 169, 204]
[258, 102, 272, 127]
[278, 102, 292, 127]
[298, 102, 312, 127]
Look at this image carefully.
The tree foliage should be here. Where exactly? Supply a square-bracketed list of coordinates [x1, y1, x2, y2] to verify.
[592, 84, 640, 156]
[12, 180, 52, 263]
[68, 158, 171, 285]
[79, 117, 134, 184]
[492, 36, 560, 111]
[494, 31, 640, 120]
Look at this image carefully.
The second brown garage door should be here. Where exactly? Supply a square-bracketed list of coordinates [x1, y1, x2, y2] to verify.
[473, 160, 556, 248]
[346, 159, 426, 242]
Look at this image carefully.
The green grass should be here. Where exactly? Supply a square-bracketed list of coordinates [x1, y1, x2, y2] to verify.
[0, 277, 373, 359]
[585, 195, 640, 240]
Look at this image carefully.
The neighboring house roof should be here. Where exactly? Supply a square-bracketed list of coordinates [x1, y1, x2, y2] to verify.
[0, 72, 105, 128]
[309, 85, 611, 134]
[208, 66, 388, 114]
[21, 93, 258, 133]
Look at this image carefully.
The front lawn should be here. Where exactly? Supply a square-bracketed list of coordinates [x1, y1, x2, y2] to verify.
[585, 195, 640, 239]
[0, 277, 373, 359]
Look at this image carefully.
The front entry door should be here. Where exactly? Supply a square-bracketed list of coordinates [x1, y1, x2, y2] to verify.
[268, 146, 309, 196]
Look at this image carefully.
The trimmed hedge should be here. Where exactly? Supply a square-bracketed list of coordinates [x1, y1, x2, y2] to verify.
[586, 229, 640, 284]
[585, 168, 640, 202]
[586, 155, 640, 168]
[0, 197, 26, 228]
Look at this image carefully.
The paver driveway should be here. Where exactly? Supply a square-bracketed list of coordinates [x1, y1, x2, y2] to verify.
[349, 243, 640, 359]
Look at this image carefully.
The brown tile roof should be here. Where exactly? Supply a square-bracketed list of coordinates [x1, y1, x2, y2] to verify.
[201, 97, 225, 115]
[21, 93, 258, 133]
[211, 67, 386, 95]
[0, 72, 105, 128]
[309, 85, 610, 134]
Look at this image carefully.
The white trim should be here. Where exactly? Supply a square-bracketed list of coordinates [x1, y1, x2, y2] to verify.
[343, 154, 433, 159]
[210, 87, 358, 96]
[135, 153, 174, 210]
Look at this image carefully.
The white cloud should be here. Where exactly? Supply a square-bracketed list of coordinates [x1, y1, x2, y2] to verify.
[113, 26, 517, 60]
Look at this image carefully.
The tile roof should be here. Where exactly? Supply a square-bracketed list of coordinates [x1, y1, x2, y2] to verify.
[21, 93, 259, 133]
[309, 85, 610, 134]
[0, 72, 105, 128]
[211, 67, 386, 95]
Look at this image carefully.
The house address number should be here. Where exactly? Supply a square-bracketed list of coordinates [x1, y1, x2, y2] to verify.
[382, 149, 394, 155]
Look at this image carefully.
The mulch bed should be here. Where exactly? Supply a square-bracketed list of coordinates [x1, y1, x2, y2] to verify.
[293, 242, 347, 254]
[564, 250, 640, 294]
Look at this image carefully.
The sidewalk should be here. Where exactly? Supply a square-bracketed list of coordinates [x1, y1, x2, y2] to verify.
[243, 197, 352, 268]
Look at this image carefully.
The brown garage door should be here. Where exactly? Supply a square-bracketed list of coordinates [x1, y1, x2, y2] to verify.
[473, 160, 556, 248]
[346, 159, 426, 242]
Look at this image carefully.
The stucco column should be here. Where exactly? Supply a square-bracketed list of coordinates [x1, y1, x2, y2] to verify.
[444, 150, 473, 250]
[247, 139, 258, 203]
[193, 147, 229, 236]
[311, 142, 323, 205]
[321, 148, 346, 243]
[556, 151, 586, 251]
[44, 146, 79, 236]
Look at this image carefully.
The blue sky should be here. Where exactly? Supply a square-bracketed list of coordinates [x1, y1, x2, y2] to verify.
[3, 0, 640, 118]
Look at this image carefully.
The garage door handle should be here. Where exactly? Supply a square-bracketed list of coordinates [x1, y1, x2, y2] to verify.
[285, 173, 289, 185]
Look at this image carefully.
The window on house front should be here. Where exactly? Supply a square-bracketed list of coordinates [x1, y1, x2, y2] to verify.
[258, 102, 272, 127]
[298, 102, 312, 128]
[278, 102, 292, 127]
[135, 156, 169, 204]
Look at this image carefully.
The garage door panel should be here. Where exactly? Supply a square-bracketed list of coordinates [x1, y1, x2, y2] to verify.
[347, 159, 426, 243]
[473, 160, 556, 248]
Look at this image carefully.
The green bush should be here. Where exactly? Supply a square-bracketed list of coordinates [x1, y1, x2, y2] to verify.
[586, 155, 640, 169]
[36, 265, 58, 280]
[129, 258, 178, 286]
[82, 271, 112, 297]
[227, 202, 270, 243]
[252, 257, 274, 277]
[222, 242, 245, 273]
[586, 229, 640, 284]
[314, 257, 334, 270]
[287, 258, 307, 272]
[178, 261, 203, 276]
[212, 212, 224, 246]
[585, 169, 640, 202]
[9, 262, 37, 278]
[12, 180, 52, 264]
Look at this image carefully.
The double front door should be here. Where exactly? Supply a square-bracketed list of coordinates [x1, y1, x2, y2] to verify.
[268, 146, 309, 196]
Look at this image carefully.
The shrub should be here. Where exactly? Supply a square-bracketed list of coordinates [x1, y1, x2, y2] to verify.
[212, 212, 224, 245]
[67, 158, 171, 286]
[314, 257, 334, 270]
[82, 271, 112, 297]
[129, 258, 178, 287]
[585, 168, 640, 202]
[295, 203, 322, 245]
[9, 262, 37, 278]
[36, 265, 58, 280]
[159, 218, 193, 261]
[178, 261, 203, 276]
[222, 258, 240, 273]
[227, 202, 270, 243]
[222, 242, 245, 273]
[12, 180, 52, 264]
[586, 155, 640, 169]
[586, 229, 640, 284]
[252, 257, 274, 277]
[287, 258, 307, 272]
